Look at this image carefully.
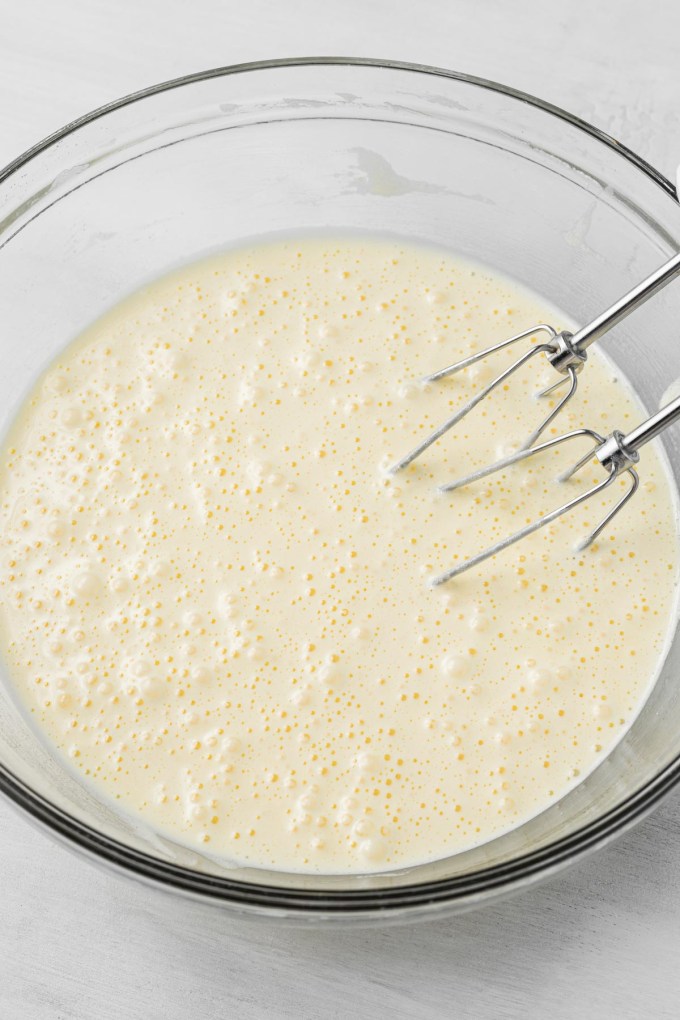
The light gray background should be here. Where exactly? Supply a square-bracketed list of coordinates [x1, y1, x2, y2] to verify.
[2, 1, 680, 1016]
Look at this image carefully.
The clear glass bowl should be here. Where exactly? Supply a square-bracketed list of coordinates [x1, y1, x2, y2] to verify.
[2, 58, 680, 924]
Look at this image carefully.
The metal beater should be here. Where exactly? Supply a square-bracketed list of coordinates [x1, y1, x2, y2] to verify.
[430, 395, 680, 585]
[390, 251, 680, 474]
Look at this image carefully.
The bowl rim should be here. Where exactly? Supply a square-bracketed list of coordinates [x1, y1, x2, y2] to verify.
[1, 55, 679, 916]
[2, 55, 677, 199]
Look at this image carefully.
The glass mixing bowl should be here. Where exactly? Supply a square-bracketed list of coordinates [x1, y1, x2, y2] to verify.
[2, 58, 680, 924]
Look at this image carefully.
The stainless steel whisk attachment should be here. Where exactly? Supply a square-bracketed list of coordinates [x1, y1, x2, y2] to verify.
[390, 251, 680, 475]
[430, 395, 680, 585]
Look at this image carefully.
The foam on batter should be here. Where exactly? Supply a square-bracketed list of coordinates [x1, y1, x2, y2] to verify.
[0, 235, 677, 872]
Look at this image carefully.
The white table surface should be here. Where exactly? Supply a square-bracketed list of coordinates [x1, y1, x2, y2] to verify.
[2, 1, 680, 1016]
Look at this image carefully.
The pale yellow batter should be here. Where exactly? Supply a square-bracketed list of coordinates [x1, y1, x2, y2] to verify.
[0, 236, 677, 873]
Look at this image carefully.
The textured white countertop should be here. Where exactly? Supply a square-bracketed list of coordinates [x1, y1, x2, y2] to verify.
[2, 1, 680, 1016]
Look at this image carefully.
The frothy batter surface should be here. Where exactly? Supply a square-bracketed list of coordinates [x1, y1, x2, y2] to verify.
[0, 236, 677, 872]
